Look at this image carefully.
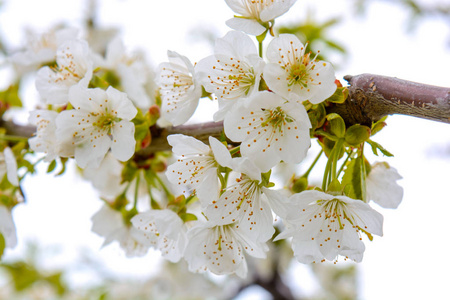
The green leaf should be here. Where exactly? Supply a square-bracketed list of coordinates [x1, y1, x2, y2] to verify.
[0, 233, 5, 260]
[342, 157, 365, 200]
[367, 139, 394, 157]
[0, 84, 22, 107]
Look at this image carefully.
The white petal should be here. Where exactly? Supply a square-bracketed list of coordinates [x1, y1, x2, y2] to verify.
[225, 18, 267, 36]
[167, 134, 210, 156]
[111, 120, 136, 162]
[0, 206, 17, 249]
[3, 147, 18, 186]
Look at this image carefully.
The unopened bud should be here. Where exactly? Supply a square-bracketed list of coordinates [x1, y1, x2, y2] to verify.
[345, 124, 371, 146]
[148, 105, 160, 126]
[292, 177, 308, 193]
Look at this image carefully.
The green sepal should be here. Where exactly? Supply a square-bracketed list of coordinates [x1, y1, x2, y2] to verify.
[326, 178, 342, 195]
[46, 160, 57, 173]
[371, 116, 388, 136]
[256, 29, 268, 43]
[56, 157, 69, 176]
[179, 213, 198, 223]
[366, 139, 393, 157]
[345, 124, 371, 146]
[201, 86, 212, 99]
[308, 103, 326, 131]
[325, 113, 346, 138]
[325, 86, 348, 104]
[121, 162, 139, 183]
[261, 169, 272, 187]
[342, 156, 366, 201]
[89, 70, 121, 90]
[0, 232, 5, 260]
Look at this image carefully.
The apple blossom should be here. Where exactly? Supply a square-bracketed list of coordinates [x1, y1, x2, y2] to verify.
[56, 86, 137, 169]
[276, 190, 383, 263]
[131, 209, 188, 262]
[264, 34, 336, 103]
[28, 110, 69, 162]
[156, 51, 202, 126]
[91, 204, 150, 257]
[96, 37, 156, 110]
[224, 91, 311, 172]
[225, 0, 297, 36]
[196, 31, 265, 120]
[10, 27, 78, 73]
[204, 158, 282, 244]
[35, 39, 94, 105]
[366, 162, 403, 209]
[166, 134, 232, 206]
[184, 221, 267, 278]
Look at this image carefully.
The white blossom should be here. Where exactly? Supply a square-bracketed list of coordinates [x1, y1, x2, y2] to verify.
[225, 0, 297, 36]
[224, 91, 311, 172]
[156, 51, 202, 126]
[56, 86, 137, 169]
[28, 110, 71, 162]
[96, 36, 156, 110]
[366, 162, 403, 209]
[82, 153, 125, 199]
[184, 221, 267, 278]
[264, 34, 336, 103]
[10, 27, 78, 73]
[131, 209, 188, 262]
[91, 204, 149, 257]
[35, 39, 94, 105]
[0, 147, 19, 187]
[276, 190, 383, 263]
[166, 134, 232, 206]
[205, 159, 278, 244]
[196, 31, 265, 121]
[0, 205, 17, 249]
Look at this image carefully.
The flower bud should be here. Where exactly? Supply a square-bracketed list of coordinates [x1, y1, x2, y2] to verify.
[345, 124, 371, 146]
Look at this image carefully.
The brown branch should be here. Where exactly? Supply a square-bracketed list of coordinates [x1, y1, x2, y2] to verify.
[327, 73, 450, 126]
[2, 73, 450, 154]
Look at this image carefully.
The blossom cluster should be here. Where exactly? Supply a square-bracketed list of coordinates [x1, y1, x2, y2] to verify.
[0, 0, 405, 280]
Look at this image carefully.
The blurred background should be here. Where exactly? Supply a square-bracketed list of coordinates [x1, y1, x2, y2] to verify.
[0, 0, 449, 299]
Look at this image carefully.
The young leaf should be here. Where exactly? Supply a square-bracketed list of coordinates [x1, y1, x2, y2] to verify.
[342, 157, 365, 200]
[0, 233, 5, 260]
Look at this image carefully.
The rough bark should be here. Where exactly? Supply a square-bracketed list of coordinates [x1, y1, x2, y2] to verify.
[327, 73, 450, 126]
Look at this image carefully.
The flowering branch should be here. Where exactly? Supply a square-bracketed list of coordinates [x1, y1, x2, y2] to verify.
[140, 73, 450, 154]
[2, 73, 449, 156]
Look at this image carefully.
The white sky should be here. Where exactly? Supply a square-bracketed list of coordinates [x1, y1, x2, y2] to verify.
[1, 0, 450, 299]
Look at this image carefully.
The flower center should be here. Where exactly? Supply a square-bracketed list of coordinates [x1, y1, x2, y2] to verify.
[261, 106, 294, 131]
[94, 113, 120, 134]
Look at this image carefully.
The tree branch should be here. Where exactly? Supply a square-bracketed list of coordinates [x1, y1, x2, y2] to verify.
[2, 74, 449, 155]
[327, 73, 450, 126]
